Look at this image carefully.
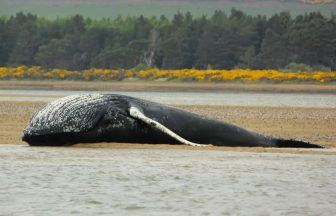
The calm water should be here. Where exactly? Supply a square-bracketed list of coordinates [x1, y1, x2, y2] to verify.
[0, 89, 336, 108]
[0, 145, 335, 215]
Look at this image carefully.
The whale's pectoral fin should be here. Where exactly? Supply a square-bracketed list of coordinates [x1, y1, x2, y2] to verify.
[129, 106, 208, 147]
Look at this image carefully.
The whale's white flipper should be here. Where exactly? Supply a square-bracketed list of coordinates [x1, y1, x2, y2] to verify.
[129, 106, 208, 147]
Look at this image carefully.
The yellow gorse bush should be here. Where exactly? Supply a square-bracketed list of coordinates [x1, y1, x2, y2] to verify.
[0, 66, 335, 83]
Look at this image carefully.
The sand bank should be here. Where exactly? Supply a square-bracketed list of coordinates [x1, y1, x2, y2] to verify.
[1, 101, 334, 154]
[1, 80, 336, 93]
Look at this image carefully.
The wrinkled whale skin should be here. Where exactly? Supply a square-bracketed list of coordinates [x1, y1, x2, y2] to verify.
[22, 94, 323, 148]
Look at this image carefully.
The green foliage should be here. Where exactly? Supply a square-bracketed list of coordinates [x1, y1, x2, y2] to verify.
[0, 11, 335, 70]
[92, 47, 137, 69]
[312, 65, 332, 72]
[239, 46, 257, 69]
[284, 63, 313, 72]
[132, 63, 152, 72]
[35, 37, 78, 69]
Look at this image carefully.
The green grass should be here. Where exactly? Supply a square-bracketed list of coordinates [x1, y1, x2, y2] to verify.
[0, 1, 335, 19]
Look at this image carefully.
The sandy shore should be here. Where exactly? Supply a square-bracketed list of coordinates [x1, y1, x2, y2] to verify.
[1, 80, 336, 93]
[1, 101, 335, 154]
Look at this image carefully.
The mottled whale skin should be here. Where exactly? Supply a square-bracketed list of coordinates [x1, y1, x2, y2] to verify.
[22, 94, 323, 148]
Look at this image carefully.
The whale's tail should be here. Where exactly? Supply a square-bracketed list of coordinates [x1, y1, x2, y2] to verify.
[275, 138, 324, 148]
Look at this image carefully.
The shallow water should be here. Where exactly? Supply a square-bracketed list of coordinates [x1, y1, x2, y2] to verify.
[0, 89, 336, 108]
[0, 145, 335, 215]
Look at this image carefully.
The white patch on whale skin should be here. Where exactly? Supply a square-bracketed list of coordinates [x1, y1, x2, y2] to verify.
[25, 94, 107, 135]
[129, 106, 208, 147]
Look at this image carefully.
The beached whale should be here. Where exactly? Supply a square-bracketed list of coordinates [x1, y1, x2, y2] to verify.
[22, 94, 323, 148]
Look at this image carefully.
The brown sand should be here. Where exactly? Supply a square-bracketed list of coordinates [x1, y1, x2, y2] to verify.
[1, 101, 335, 154]
[1, 80, 336, 93]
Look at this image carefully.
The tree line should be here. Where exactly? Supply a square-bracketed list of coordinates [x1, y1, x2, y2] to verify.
[0, 10, 335, 71]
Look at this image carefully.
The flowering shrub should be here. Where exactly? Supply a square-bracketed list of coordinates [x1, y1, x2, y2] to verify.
[0, 66, 335, 83]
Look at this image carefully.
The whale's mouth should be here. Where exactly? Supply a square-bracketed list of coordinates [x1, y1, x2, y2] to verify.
[22, 113, 107, 146]
[22, 132, 86, 146]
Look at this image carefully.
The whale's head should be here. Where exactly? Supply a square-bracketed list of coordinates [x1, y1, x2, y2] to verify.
[22, 94, 134, 145]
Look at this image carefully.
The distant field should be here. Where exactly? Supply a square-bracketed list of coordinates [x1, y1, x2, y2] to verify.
[0, 0, 335, 18]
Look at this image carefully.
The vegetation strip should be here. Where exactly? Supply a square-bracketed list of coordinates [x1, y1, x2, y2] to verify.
[1, 66, 335, 83]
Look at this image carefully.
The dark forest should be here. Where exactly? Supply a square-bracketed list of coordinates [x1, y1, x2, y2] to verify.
[0, 10, 335, 70]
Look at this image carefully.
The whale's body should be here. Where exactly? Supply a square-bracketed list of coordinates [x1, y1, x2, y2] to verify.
[22, 94, 322, 148]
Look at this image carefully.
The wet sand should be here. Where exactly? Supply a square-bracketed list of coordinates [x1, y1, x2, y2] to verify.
[1, 101, 335, 154]
[1, 80, 336, 93]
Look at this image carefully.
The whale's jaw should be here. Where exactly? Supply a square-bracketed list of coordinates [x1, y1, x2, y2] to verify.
[22, 132, 81, 146]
